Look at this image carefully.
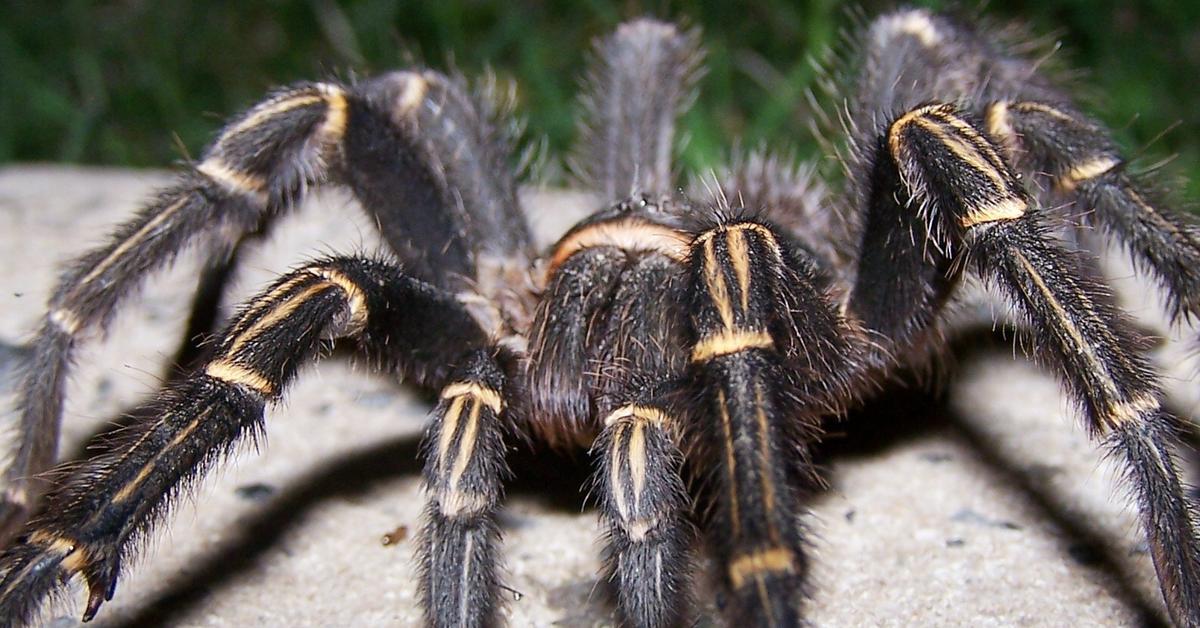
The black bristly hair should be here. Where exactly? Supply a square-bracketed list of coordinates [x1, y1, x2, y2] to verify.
[682, 215, 864, 625]
[1, 8, 1199, 628]
[843, 10, 1200, 624]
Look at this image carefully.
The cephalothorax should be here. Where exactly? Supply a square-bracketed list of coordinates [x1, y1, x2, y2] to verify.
[1, 8, 1199, 627]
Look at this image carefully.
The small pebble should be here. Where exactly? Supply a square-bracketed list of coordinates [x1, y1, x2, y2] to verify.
[381, 525, 409, 546]
[951, 508, 1021, 531]
[235, 483, 277, 501]
[355, 390, 397, 408]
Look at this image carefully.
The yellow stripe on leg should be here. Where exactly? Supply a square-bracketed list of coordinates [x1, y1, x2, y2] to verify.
[728, 547, 796, 589]
[440, 381, 503, 414]
[28, 530, 88, 574]
[205, 359, 276, 396]
[691, 329, 774, 362]
[196, 158, 269, 204]
[1057, 156, 1120, 192]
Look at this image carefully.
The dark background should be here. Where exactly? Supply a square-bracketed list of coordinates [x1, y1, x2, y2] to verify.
[3, 0, 1199, 197]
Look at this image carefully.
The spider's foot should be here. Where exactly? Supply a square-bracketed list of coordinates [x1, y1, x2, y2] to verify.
[0, 530, 120, 624]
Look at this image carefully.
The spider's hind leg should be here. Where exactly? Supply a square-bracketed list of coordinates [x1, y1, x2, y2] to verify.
[573, 18, 702, 202]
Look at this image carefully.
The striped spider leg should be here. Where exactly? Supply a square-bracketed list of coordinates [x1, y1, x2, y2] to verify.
[843, 10, 1200, 625]
[0, 79, 349, 542]
[533, 19, 869, 626]
[2, 8, 1198, 628]
[0, 69, 535, 627]
[0, 60, 533, 546]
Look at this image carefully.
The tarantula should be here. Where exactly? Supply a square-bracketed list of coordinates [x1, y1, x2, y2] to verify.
[1, 7, 1199, 627]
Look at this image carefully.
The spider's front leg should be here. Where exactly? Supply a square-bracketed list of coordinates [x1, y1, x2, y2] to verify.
[868, 101, 1200, 625]
[586, 250, 694, 627]
[5, 61, 534, 549]
[1, 80, 351, 540]
[419, 348, 513, 627]
[533, 224, 698, 627]
[595, 399, 691, 627]
[0, 256, 503, 626]
[983, 78, 1200, 324]
[1, 61, 533, 626]
[685, 219, 865, 625]
[527, 19, 703, 626]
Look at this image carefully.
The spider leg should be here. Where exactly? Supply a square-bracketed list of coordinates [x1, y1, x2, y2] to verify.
[6, 65, 535, 545]
[849, 8, 1200, 324]
[532, 242, 697, 626]
[2, 82, 350, 540]
[573, 18, 702, 201]
[419, 348, 512, 627]
[342, 70, 533, 291]
[529, 17, 699, 445]
[983, 99, 1200, 321]
[323, 70, 532, 627]
[589, 253, 693, 626]
[538, 25, 702, 617]
[0, 256, 492, 626]
[686, 219, 862, 625]
[594, 399, 691, 628]
[170, 218, 272, 373]
[877, 102, 1200, 626]
[533, 230, 696, 625]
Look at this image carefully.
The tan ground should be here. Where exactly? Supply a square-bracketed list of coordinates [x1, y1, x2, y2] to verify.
[1, 165, 1197, 626]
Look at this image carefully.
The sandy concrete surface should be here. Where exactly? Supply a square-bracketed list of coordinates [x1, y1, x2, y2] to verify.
[0, 165, 1197, 626]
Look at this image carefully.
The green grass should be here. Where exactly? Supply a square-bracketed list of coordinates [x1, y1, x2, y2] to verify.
[2, 1, 1198, 198]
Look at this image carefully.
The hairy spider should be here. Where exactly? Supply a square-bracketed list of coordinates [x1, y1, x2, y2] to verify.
[1, 7, 1199, 627]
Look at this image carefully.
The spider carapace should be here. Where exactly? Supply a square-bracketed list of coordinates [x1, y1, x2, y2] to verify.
[2, 8, 1199, 627]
